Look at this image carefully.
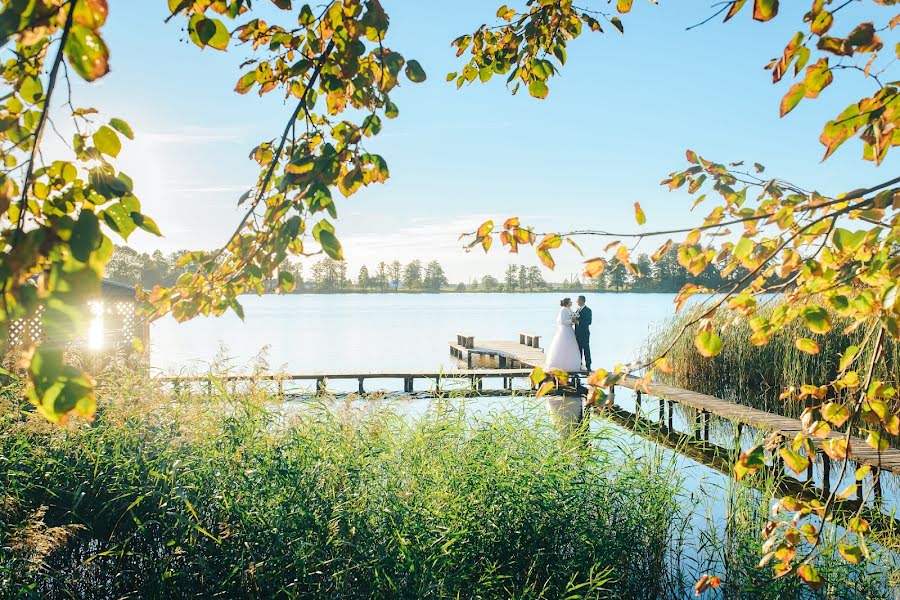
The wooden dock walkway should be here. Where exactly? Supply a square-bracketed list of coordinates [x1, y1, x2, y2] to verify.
[449, 333, 550, 370]
[450, 335, 900, 475]
[163, 368, 534, 395]
[617, 376, 900, 476]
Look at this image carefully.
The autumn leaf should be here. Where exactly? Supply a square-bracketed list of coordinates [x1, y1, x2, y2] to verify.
[695, 330, 723, 358]
[795, 338, 820, 355]
[634, 201, 646, 225]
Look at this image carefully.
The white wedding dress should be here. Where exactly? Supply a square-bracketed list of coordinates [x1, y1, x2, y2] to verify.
[544, 307, 582, 372]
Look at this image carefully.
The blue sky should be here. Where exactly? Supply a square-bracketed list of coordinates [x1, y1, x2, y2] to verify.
[66, 1, 898, 283]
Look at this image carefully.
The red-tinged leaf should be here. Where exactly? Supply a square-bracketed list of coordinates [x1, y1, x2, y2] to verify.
[780, 82, 806, 116]
[65, 25, 110, 81]
[685, 149, 699, 164]
[537, 233, 562, 251]
[694, 575, 722, 595]
[797, 564, 823, 590]
[651, 239, 673, 261]
[734, 445, 765, 480]
[822, 438, 848, 460]
[503, 217, 519, 230]
[537, 248, 555, 270]
[752, 0, 778, 22]
[634, 201, 646, 225]
[811, 10, 833, 35]
[724, 0, 747, 21]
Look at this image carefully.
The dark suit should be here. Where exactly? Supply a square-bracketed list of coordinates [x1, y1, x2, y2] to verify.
[575, 305, 592, 371]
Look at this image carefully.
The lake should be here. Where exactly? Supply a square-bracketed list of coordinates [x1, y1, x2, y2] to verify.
[150, 292, 676, 374]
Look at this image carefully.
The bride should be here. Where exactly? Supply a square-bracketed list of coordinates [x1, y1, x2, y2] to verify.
[544, 298, 583, 372]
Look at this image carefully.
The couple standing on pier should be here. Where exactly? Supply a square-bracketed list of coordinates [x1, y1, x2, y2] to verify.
[545, 295, 592, 373]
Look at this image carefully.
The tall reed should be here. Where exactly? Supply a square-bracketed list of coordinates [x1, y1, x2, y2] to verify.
[643, 300, 899, 417]
[0, 379, 679, 599]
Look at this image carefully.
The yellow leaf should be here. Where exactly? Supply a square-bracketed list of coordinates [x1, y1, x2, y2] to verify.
[795, 338, 820, 355]
[634, 201, 646, 225]
[583, 257, 606, 278]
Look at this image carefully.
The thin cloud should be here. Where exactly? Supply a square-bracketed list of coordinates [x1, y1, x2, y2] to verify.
[143, 127, 242, 144]
[172, 184, 250, 194]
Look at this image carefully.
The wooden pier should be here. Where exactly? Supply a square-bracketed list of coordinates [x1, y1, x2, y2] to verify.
[449, 333, 550, 370]
[449, 335, 900, 476]
[163, 368, 534, 396]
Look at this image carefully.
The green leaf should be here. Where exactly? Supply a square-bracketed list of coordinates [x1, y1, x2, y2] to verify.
[101, 202, 136, 239]
[71, 210, 100, 262]
[278, 271, 296, 292]
[64, 24, 110, 81]
[839, 345, 859, 371]
[610, 17, 624, 33]
[132, 212, 162, 236]
[190, 15, 230, 50]
[404, 59, 427, 83]
[695, 330, 723, 358]
[318, 229, 343, 260]
[362, 114, 381, 136]
[93, 126, 121, 158]
[384, 101, 399, 119]
[109, 118, 134, 140]
[528, 80, 548, 99]
[19, 76, 43, 104]
[802, 305, 831, 334]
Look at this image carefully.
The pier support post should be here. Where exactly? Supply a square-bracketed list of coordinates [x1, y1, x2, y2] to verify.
[467, 353, 473, 369]
[806, 453, 814, 482]
[499, 356, 507, 368]
[874, 468, 883, 503]
[703, 411, 710, 442]
[694, 410, 702, 441]
[822, 456, 831, 495]
[358, 378, 365, 395]
[659, 398, 665, 425]
[635, 390, 642, 415]
[316, 377, 326, 395]
[667, 401, 673, 431]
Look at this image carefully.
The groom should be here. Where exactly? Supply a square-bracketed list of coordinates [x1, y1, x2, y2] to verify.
[574, 295, 592, 372]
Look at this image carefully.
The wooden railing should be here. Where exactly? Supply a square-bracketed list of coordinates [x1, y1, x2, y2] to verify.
[161, 368, 535, 396]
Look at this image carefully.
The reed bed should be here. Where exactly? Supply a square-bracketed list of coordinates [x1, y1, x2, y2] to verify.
[2, 358, 898, 598]
[0, 374, 679, 599]
[643, 300, 899, 417]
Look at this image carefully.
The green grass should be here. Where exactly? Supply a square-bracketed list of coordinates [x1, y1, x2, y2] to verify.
[0, 376, 680, 599]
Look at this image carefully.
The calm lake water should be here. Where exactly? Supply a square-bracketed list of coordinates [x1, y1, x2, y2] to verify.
[150, 292, 675, 373]
[149, 292, 899, 591]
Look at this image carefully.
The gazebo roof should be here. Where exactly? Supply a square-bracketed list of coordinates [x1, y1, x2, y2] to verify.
[100, 279, 137, 299]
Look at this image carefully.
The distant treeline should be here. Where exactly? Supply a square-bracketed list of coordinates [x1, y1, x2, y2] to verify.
[104, 245, 746, 293]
